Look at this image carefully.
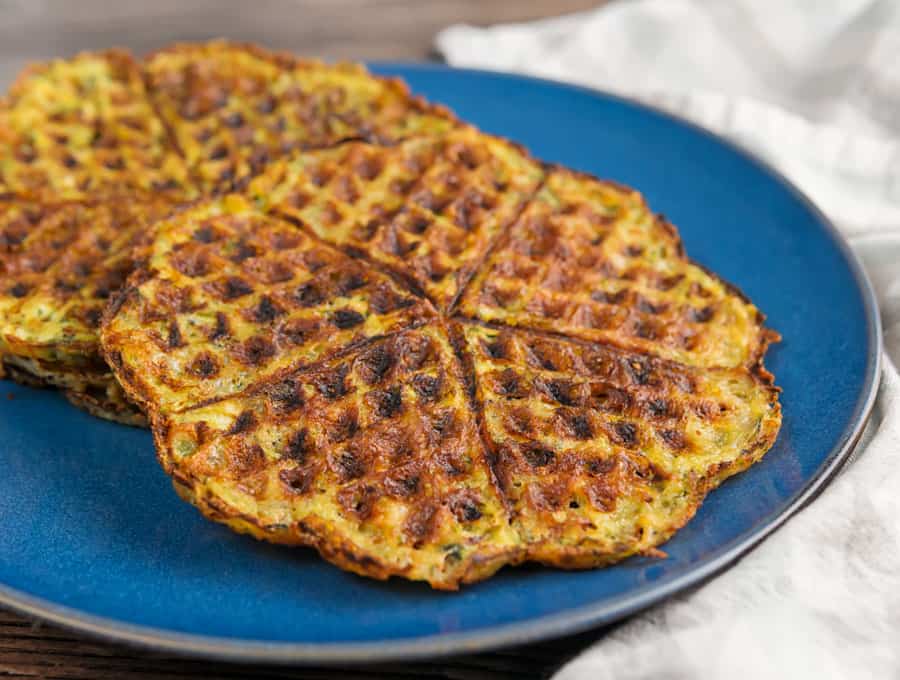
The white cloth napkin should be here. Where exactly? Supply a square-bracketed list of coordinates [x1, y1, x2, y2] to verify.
[437, 2, 900, 678]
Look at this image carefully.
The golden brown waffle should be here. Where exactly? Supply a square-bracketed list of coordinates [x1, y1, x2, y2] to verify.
[144, 41, 458, 193]
[0, 198, 176, 423]
[0, 50, 193, 201]
[458, 169, 778, 369]
[153, 324, 519, 589]
[0, 41, 783, 588]
[248, 127, 543, 310]
[101, 195, 435, 414]
[458, 322, 780, 567]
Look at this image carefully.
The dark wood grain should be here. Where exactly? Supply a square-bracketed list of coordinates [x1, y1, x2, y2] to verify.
[0, 1, 608, 677]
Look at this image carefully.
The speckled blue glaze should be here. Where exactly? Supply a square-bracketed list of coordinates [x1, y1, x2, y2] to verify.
[0, 65, 880, 663]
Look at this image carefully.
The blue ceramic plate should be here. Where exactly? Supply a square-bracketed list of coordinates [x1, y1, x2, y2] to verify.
[0, 65, 880, 663]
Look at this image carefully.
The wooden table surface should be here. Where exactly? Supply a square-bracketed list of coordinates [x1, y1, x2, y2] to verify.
[0, 1, 608, 678]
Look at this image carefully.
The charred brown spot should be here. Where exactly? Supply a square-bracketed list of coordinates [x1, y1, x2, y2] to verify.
[587, 479, 617, 512]
[167, 322, 184, 349]
[430, 411, 459, 442]
[524, 447, 555, 468]
[209, 145, 228, 160]
[9, 282, 28, 298]
[227, 442, 265, 477]
[172, 251, 210, 278]
[337, 484, 378, 520]
[228, 410, 256, 435]
[279, 466, 314, 495]
[235, 336, 276, 365]
[231, 240, 258, 263]
[257, 96, 276, 114]
[590, 383, 631, 414]
[383, 470, 420, 498]
[657, 274, 684, 291]
[83, 307, 103, 328]
[219, 276, 254, 300]
[396, 335, 433, 371]
[267, 379, 304, 413]
[412, 374, 441, 402]
[251, 296, 282, 323]
[496, 369, 527, 399]
[635, 296, 668, 315]
[632, 319, 659, 340]
[626, 359, 653, 386]
[331, 309, 365, 329]
[484, 339, 507, 360]
[358, 345, 394, 385]
[329, 411, 359, 443]
[189, 353, 219, 378]
[354, 155, 383, 181]
[223, 111, 244, 128]
[209, 312, 230, 340]
[541, 378, 576, 406]
[450, 494, 483, 522]
[334, 175, 360, 204]
[646, 398, 670, 418]
[611, 421, 638, 447]
[55, 279, 79, 293]
[372, 386, 402, 419]
[591, 289, 628, 305]
[694, 400, 725, 419]
[529, 346, 558, 371]
[688, 306, 716, 323]
[283, 428, 310, 462]
[277, 318, 318, 346]
[403, 213, 431, 235]
[193, 226, 217, 243]
[405, 504, 437, 546]
[336, 271, 367, 296]
[586, 457, 616, 476]
[315, 365, 348, 400]
[369, 287, 414, 315]
[561, 410, 593, 439]
[659, 428, 687, 450]
[505, 407, 534, 436]
[334, 449, 365, 481]
[294, 282, 323, 307]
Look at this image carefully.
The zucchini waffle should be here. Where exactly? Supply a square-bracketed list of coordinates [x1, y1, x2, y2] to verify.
[0, 42, 782, 588]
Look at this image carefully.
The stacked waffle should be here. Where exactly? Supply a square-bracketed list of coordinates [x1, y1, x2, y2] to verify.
[0, 42, 781, 589]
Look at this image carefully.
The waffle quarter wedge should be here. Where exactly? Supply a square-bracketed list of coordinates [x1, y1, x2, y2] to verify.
[144, 40, 457, 192]
[0, 198, 177, 423]
[150, 323, 518, 589]
[458, 321, 781, 568]
[248, 128, 543, 310]
[459, 168, 778, 369]
[0, 49, 192, 201]
[101, 194, 435, 414]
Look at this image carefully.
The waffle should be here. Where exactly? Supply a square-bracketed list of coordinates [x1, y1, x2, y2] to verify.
[101, 194, 435, 414]
[0, 198, 176, 423]
[0, 49, 193, 201]
[458, 322, 780, 567]
[144, 41, 458, 193]
[458, 169, 778, 368]
[0, 42, 783, 588]
[248, 128, 543, 310]
[153, 324, 519, 589]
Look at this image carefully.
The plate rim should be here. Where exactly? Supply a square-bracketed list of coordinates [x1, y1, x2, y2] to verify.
[0, 62, 883, 664]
